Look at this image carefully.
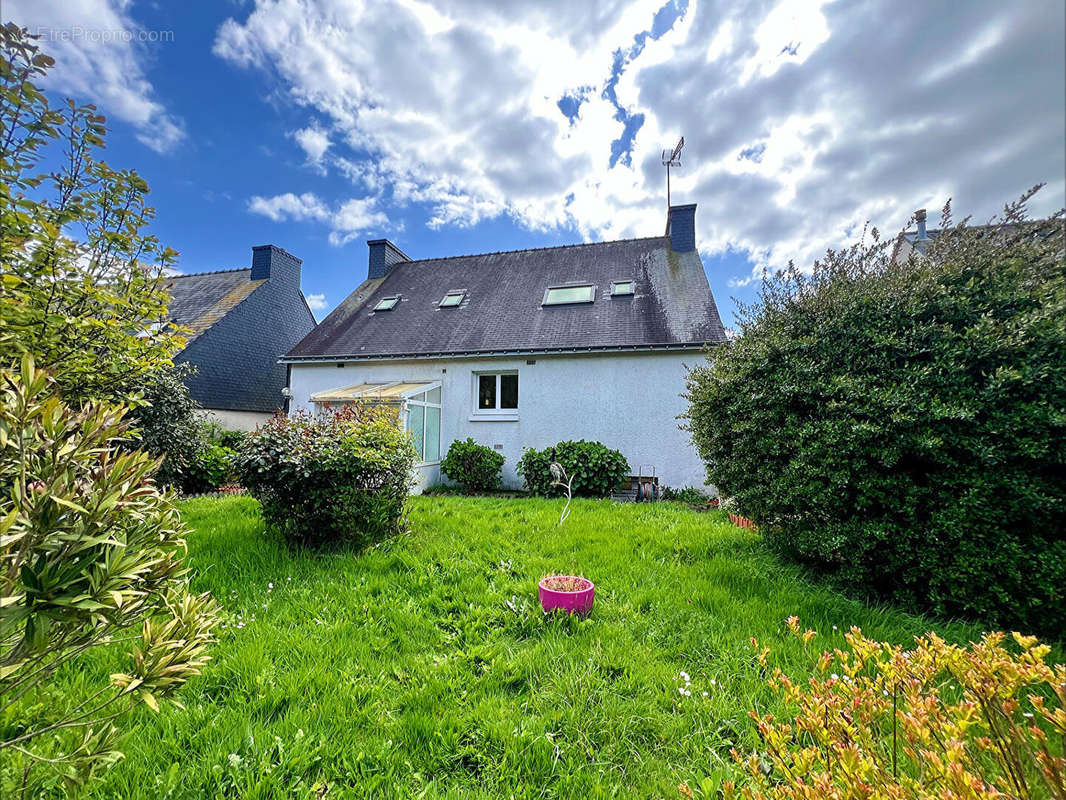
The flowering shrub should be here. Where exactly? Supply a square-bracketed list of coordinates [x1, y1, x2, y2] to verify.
[440, 437, 504, 492]
[726, 620, 1066, 800]
[517, 440, 628, 498]
[237, 406, 416, 547]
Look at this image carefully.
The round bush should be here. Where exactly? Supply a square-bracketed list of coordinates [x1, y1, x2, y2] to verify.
[440, 437, 505, 492]
[237, 406, 417, 548]
[683, 196, 1065, 636]
[517, 440, 629, 498]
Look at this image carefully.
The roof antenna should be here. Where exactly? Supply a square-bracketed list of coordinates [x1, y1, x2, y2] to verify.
[661, 136, 684, 210]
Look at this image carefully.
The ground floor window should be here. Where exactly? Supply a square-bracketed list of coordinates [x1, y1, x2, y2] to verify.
[476, 372, 518, 413]
[406, 385, 441, 463]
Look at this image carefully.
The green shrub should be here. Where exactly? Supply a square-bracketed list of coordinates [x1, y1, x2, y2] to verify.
[440, 438, 505, 492]
[683, 191, 1066, 637]
[182, 444, 238, 495]
[237, 406, 417, 548]
[125, 363, 207, 491]
[661, 485, 711, 504]
[202, 422, 248, 450]
[517, 440, 628, 498]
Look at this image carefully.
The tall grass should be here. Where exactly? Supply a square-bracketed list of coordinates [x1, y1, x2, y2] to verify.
[72, 495, 983, 799]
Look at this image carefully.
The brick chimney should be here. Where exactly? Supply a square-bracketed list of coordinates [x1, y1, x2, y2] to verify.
[666, 204, 697, 252]
[251, 244, 302, 288]
[367, 239, 410, 279]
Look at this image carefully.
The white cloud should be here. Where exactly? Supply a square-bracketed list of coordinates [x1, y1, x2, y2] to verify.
[291, 125, 332, 169]
[216, 0, 1064, 277]
[248, 192, 388, 245]
[304, 292, 328, 311]
[7, 0, 185, 153]
[248, 192, 331, 222]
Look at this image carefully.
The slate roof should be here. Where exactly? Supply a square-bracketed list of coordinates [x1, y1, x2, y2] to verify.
[165, 268, 265, 342]
[285, 236, 726, 361]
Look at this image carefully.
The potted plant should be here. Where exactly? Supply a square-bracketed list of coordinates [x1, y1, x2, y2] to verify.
[538, 463, 595, 614]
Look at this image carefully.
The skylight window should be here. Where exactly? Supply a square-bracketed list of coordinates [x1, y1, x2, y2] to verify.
[373, 296, 400, 312]
[543, 284, 595, 305]
[439, 291, 465, 308]
[611, 280, 635, 296]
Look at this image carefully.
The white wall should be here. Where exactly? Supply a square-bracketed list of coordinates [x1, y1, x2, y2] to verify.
[196, 408, 272, 431]
[288, 351, 713, 491]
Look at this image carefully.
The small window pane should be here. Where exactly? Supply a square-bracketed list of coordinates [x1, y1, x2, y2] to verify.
[374, 296, 399, 311]
[439, 292, 464, 307]
[544, 285, 594, 305]
[612, 280, 635, 295]
[478, 374, 496, 409]
[500, 374, 518, 409]
[407, 404, 425, 460]
[410, 391, 426, 402]
[426, 386, 441, 404]
[424, 406, 440, 462]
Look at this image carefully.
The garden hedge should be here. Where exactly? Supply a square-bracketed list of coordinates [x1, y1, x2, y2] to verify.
[684, 194, 1065, 637]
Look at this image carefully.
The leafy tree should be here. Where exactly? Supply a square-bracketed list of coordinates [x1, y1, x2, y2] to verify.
[683, 189, 1066, 636]
[0, 23, 182, 407]
[0, 359, 218, 794]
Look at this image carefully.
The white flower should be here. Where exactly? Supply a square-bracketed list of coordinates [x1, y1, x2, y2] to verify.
[268, 582, 273, 591]
[228, 754, 242, 767]
[702, 691, 709, 697]
[678, 687, 685, 696]
[709, 679, 717, 685]
[832, 625, 838, 630]
[679, 671, 690, 682]
[830, 673, 839, 680]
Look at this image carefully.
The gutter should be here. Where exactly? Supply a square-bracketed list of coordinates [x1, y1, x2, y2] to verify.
[278, 340, 722, 365]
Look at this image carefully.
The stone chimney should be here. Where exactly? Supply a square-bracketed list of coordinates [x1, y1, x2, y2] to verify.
[666, 204, 697, 252]
[251, 244, 302, 288]
[367, 239, 411, 279]
[915, 208, 928, 240]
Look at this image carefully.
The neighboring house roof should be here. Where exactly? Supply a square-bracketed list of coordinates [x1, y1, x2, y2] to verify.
[284, 229, 727, 363]
[165, 245, 318, 413]
[165, 268, 266, 342]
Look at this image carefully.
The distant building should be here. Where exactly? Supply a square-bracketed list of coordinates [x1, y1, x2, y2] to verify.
[165, 245, 317, 430]
[282, 204, 728, 492]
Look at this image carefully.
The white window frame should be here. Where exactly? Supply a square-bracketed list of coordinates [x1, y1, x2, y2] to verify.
[542, 284, 595, 306]
[471, 371, 519, 420]
[610, 280, 635, 296]
[439, 291, 465, 308]
[404, 383, 442, 465]
[373, 295, 400, 311]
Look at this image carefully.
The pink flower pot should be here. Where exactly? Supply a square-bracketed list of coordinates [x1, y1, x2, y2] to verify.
[538, 576, 595, 615]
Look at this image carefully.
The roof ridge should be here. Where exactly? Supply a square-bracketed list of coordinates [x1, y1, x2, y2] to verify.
[168, 267, 251, 279]
[400, 235, 666, 265]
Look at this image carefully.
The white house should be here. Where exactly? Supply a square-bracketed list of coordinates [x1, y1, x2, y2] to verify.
[281, 204, 727, 491]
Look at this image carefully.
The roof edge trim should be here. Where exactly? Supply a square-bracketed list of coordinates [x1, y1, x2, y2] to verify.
[280, 341, 720, 365]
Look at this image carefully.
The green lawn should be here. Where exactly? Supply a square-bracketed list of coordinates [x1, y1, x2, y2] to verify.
[78, 495, 982, 799]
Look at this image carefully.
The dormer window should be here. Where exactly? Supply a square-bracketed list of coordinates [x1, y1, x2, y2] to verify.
[543, 284, 595, 305]
[439, 291, 465, 308]
[611, 280, 635, 296]
[373, 296, 400, 312]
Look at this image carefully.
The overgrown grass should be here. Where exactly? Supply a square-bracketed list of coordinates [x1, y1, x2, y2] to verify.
[76, 495, 984, 799]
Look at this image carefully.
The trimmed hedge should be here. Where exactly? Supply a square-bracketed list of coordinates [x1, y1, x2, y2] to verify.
[440, 438, 505, 492]
[237, 407, 416, 547]
[517, 440, 629, 498]
[683, 195, 1066, 636]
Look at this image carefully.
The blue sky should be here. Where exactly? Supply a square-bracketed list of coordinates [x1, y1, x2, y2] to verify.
[9, 0, 1065, 327]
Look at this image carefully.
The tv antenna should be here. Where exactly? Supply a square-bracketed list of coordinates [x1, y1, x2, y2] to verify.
[661, 136, 684, 209]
